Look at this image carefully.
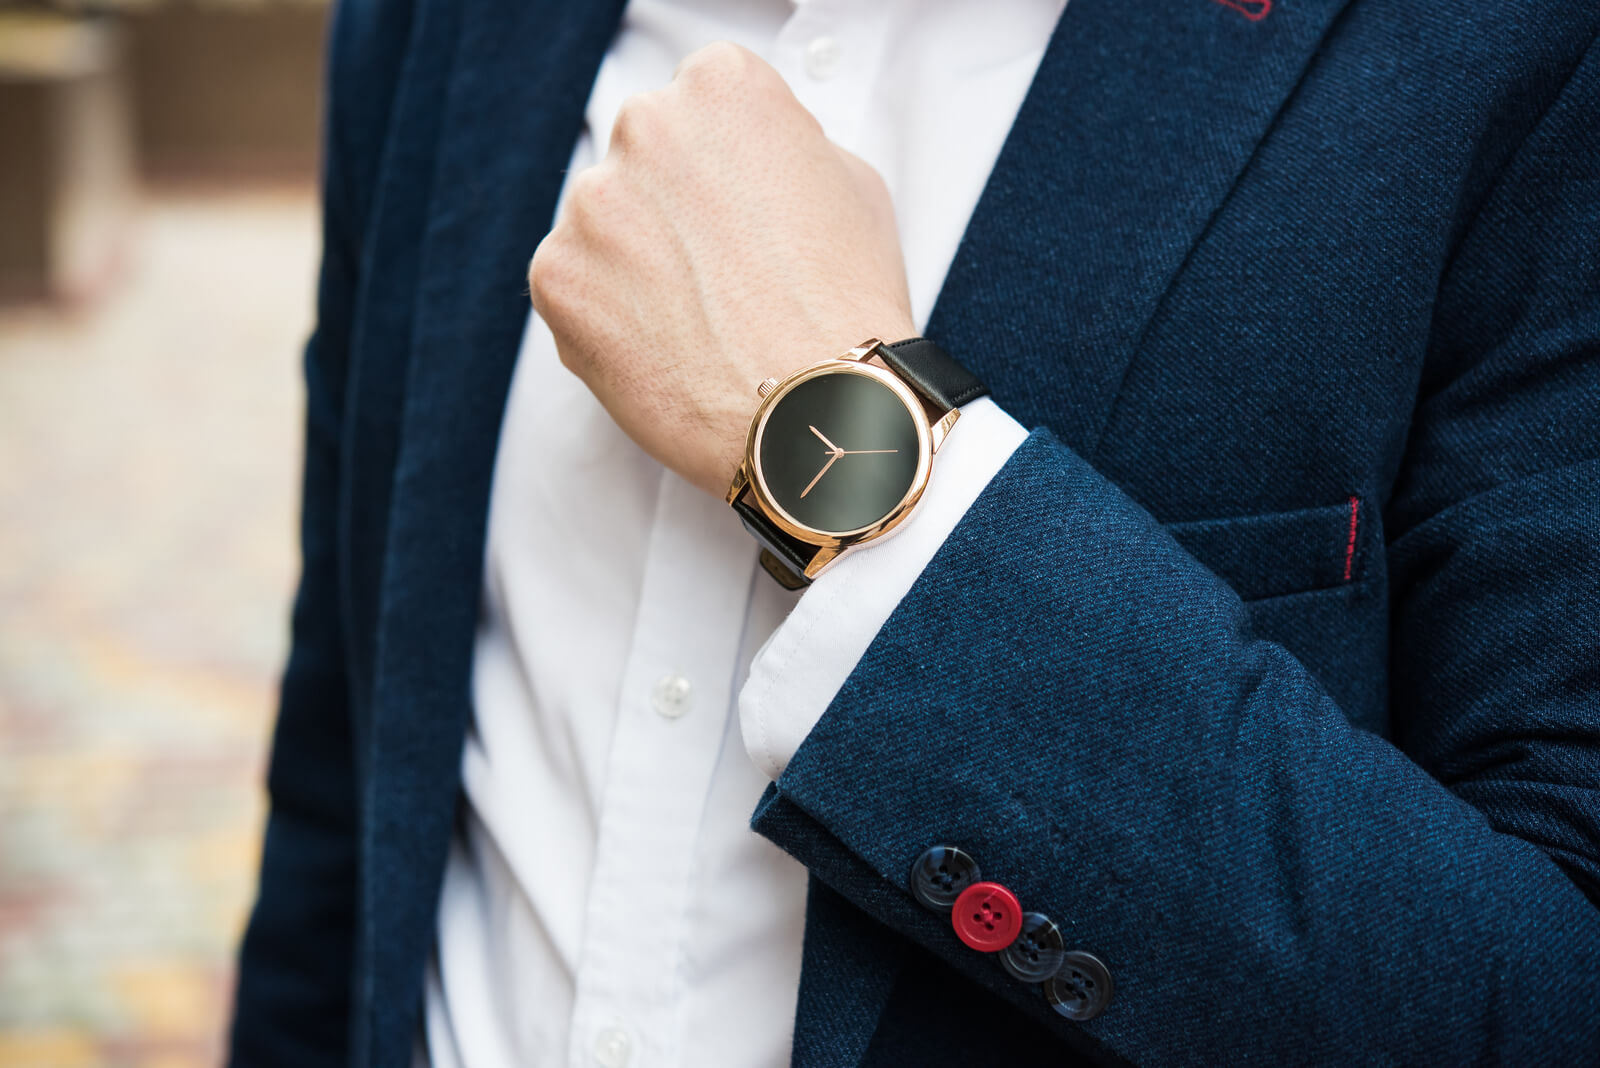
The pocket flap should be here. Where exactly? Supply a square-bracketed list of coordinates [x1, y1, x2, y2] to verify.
[1164, 497, 1367, 602]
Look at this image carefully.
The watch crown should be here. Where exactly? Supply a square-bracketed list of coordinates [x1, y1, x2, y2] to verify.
[756, 377, 779, 398]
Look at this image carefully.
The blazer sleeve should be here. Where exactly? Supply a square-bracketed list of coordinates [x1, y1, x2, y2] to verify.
[750, 32, 1600, 1067]
[228, 1, 409, 1061]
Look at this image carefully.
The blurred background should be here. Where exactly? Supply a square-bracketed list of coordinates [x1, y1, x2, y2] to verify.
[0, 0, 326, 1063]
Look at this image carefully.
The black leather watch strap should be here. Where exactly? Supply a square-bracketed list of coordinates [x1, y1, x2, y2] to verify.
[881, 337, 988, 411]
[731, 493, 814, 588]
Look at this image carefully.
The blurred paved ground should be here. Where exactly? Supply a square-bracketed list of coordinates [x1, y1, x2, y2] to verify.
[0, 187, 317, 1067]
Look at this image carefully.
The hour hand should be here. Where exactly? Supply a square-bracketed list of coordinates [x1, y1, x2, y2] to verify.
[809, 425, 841, 453]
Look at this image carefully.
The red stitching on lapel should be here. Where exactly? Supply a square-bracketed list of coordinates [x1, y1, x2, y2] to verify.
[1212, 0, 1272, 20]
[1342, 496, 1360, 582]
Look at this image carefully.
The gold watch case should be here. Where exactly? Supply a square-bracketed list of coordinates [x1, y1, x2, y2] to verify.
[724, 339, 961, 579]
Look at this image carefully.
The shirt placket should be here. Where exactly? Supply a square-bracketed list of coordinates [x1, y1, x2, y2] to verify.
[773, 0, 893, 155]
[567, 470, 757, 1068]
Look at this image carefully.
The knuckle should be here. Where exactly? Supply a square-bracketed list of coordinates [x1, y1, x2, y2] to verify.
[566, 164, 605, 204]
[676, 40, 751, 84]
[528, 239, 598, 383]
[562, 165, 613, 224]
[526, 241, 555, 302]
[609, 91, 659, 149]
[527, 235, 572, 312]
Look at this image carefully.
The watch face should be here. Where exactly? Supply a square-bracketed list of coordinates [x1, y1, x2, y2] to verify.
[756, 367, 925, 536]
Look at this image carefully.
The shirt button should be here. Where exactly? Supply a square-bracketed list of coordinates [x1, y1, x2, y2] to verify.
[652, 674, 692, 719]
[951, 881, 1023, 952]
[804, 35, 842, 80]
[593, 1026, 632, 1068]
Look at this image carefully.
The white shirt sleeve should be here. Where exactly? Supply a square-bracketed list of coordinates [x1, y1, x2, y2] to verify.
[738, 397, 1030, 780]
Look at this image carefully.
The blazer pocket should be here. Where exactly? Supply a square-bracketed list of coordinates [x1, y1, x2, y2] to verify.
[1164, 497, 1369, 603]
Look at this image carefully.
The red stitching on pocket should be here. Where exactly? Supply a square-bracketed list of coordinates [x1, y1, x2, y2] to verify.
[1342, 496, 1360, 582]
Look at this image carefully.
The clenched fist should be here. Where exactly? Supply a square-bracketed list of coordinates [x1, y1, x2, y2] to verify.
[528, 41, 917, 498]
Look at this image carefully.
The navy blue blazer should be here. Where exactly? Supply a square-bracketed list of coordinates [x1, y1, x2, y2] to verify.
[229, 0, 1600, 1063]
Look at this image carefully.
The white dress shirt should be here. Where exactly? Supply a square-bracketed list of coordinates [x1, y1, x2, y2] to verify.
[422, 0, 1056, 1065]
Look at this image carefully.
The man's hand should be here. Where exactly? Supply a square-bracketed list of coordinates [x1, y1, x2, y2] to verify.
[529, 42, 917, 498]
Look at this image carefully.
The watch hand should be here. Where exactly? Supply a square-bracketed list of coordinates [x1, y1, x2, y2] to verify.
[809, 425, 841, 453]
[837, 449, 899, 455]
[800, 451, 840, 499]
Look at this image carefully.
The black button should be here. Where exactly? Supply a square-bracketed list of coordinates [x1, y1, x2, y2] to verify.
[999, 912, 1065, 983]
[1044, 951, 1113, 1021]
[908, 845, 981, 911]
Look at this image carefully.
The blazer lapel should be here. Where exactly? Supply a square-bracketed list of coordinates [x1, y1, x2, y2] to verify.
[928, 0, 1353, 459]
[359, 0, 626, 1061]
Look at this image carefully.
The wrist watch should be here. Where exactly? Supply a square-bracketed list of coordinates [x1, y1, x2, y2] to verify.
[725, 336, 988, 589]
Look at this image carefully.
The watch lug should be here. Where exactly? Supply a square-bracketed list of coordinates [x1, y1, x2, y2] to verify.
[803, 543, 841, 579]
[724, 463, 749, 506]
[840, 337, 885, 362]
[930, 407, 960, 452]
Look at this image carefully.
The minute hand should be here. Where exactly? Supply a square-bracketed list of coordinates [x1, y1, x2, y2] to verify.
[800, 452, 841, 499]
[837, 448, 898, 455]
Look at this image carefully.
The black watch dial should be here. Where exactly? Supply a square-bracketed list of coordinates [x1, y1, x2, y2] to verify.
[757, 368, 923, 536]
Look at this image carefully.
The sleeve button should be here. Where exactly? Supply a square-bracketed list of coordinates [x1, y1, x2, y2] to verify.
[998, 911, 1066, 983]
[1044, 950, 1114, 1021]
[951, 881, 1023, 952]
[908, 845, 982, 911]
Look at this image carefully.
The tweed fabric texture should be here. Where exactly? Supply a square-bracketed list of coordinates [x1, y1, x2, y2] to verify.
[231, 0, 1600, 1063]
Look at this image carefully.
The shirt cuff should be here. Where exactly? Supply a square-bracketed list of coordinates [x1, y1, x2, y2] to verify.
[738, 397, 1029, 781]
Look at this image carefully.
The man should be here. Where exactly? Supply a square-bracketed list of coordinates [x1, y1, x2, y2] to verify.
[228, 0, 1600, 1063]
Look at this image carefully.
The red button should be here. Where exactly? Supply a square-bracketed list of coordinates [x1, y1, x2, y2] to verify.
[951, 881, 1022, 952]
